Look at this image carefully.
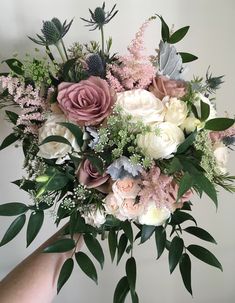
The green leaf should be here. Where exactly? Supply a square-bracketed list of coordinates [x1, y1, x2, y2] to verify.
[177, 131, 197, 154]
[87, 155, 104, 175]
[0, 202, 28, 216]
[169, 236, 184, 273]
[43, 238, 75, 253]
[169, 26, 190, 44]
[59, 122, 83, 147]
[157, 15, 170, 42]
[179, 253, 193, 295]
[179, 52, 198, 63]
[121, 220, 133, 244]
[57, 258, 74, 293]
[113, 276, 130, 303]
[205, 118, 234, 131]
[117, 234, 128, 265]
[0, 214, 26, 246]
[12, 179, 36, 192]
[140, 225, 155, 244]
[75, 251, 98, 284]
[109, 229, 117, 262]
[184, 226, 217, 244]
[155, 226, 166, 259]
[194, 174, 218, 208]
[200, 100, 210, 121]
[187, 244, 223, 271]
[84, 233, 104, 269]
[26, 211, 44, 247]
[171, 211, 197, 225]
[126, 257, 136, 292]
[3, 58, 24, 75]
[0, 133, 19, 150]
[39, 135, 72, 147]
[167, 157, 183, 174]
[177, 172, 193, 201]
[5, 110, 19, 125]
[62, 58, 77, 81]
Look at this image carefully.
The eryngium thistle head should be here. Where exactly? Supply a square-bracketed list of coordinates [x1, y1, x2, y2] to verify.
[81, 2, 118, 30]
[86, 54, 105, 77]
[28, 18, 73, 46]
[206, 67, 224, 93]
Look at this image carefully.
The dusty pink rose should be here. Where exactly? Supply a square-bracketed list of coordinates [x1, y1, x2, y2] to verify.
[119, 198, 144, 220]
[77, 159, 109, 192]
[149, 76, 186, 100]
[112, 178, 141, 201]
[57, 76, 115, 126]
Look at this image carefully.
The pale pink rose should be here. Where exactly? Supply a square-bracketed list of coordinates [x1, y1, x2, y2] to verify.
[149, 76, 186, 100]
[112, 178, 141, 202]
[104, 193, 126, 221]
[77, 159, 109, 192]
[57, 76, 115, 126]
[119, 198, 144, 220]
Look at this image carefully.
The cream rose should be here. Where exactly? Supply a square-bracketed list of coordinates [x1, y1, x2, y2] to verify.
[138, 201, 171, 226]
[137, 122, 185, 159]
[116, 89, 165, 125]
[181, 116, 203, 134]
[164, 97, 188, 126]
[83, 208, 106, 227]
[38, 114, 80, 161]
[213, 141, 229, 174]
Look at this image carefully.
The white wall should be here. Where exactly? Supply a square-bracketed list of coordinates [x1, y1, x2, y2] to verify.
[0, 0, 235, 302]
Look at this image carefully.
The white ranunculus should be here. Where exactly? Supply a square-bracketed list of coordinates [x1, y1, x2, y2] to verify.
[138, 201, 171, 226]
[195, 93, 217, 120]
[38, 113, 80, 161]
[137, 122, 185, 159]
[164, 97, 188, 126]
[83, 208, 106, 227]
[180, 116, 203, 134]
[213, 141, 229, 174]
[116, 89, 165, 125]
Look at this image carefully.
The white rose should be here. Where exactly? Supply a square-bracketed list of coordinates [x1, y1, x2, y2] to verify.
[213, 141, 229, 174]
[38, 114, 80, 161]
[116, 89, 165, 125]
[84, 208, 106, 227]
[164, 97, 188, 126]
[195, 93, 217, 120]
[138, 201, 171, 226]
[137, 122, 185, 159]
[181, 116, 203, 134]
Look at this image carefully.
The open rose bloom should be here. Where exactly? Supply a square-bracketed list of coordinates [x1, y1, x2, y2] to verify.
[0, 4, 234, 301]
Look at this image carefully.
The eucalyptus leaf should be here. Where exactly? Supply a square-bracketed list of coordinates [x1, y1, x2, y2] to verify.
[194, 174, 218, 208]
[57, 258, 74, 293]
[113, 276, 130, 303]
[205, 118, 234, 131]
[184, 226, 217, 244]
[169, 236, 184, 273]
[5, 110, 19, 125]
[121, 220, 133, 244]
[177, 172, 194, 201]
[140, 225, 155, 244]
[75, 251, 98, 284]
[0, 202, 28, 216]
[44, 238, 75, 253]
[126, 257, 136, 292]
[169, 26, 190, 44]
[156, 15, 170, 42]
[171, 211, 197, 226]
[109, 229, 117, 262]
[177, 131, 197, 154]
[179, 52, 198, 63]
[179, 253, 193, 295]
[26, 210, 44, 247]
[117, 234, 128, 265]
[84, 233, 105, 269]
[155, 226, 166, 259]
[0, 214, 26, 246]
[200, 100, 210, 121]
[0, 133, 19, 150]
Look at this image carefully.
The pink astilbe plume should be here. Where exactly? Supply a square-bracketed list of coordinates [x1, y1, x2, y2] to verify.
[107, 19, 157, 92]
[210, 125, 235, 142]
[139, 166, 192, 212]
[0, 76, 48, 135]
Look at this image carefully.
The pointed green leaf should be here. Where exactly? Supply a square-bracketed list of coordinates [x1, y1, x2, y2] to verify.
[194, 174, 218, 207]
[5, 110, 19, 125]
[179, 52, 198, 63]
[109, 229, 117, 262]
[40, 135, 72, 147]
[0, 203, 28, 216]
[57, 258, 74, 293]
[121, 220, 133, 244]
[3, 58, 24, 75]
[171, 211, 197, 225]
[169, 236, 184, 273]
[184, 226, 217, 244]
[140, 225, 155, 244]
[177, 172, 193, 201]
[200, 100, 210, 121]
[26, 211, 44, 247]
[0, 214, 26, 246]
[44, 238, 75, 253]
[177, 131, 197, 154]
[169, 26, 190, 44]
[84, 233, 104, 269]
[126, 257, 136, 292]
[113, 276, 130, 303]
[205, 118, 234, 131]
[157, 15, 170, 42]
[155, 226, 166, 259]
[0, 133, 19, 150]
[187, 244, 222, 271]
[58, 122, 83, 147]
[75, 251, 98, 284]
[179, 253, 193, 295]
[117, 234, 128, 265]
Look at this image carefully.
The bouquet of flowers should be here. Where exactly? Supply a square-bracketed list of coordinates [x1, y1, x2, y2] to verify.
[0, 3, 234, 302]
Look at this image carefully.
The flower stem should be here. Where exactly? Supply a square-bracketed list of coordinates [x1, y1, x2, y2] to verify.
[61, 39, 69, 60]
[100, 26, 105, 57]
[55, 42, 66, 63]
